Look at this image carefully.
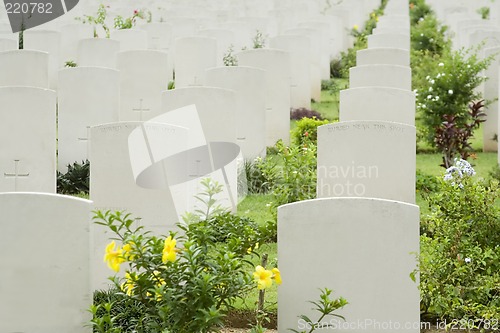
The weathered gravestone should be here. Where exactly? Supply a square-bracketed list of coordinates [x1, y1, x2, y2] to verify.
[0, 87, 56, 193]
[0, 193, 92, 333]
[0, 50, 48, 88]
[58, 67, 120, 171]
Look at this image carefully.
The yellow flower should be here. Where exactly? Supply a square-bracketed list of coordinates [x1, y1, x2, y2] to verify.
[246, 242, 259, 254]
[162, 236, 177, 263]
[103, 240, 125, 272]
[353, 24, 359, 31]
[120, 272, 134, 296]
[152, 270, 166, 286]
[272, 268, 282, 285]
[253, 265, 273, 290]
[122, 242, 136, 261]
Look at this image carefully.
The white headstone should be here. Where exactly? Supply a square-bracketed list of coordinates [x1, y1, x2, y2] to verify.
[0, 50, 49, 88]
[162, 87, 238, 143]
[270, 34, 311, 108]
[349, 64, 412, 91]
[77, 38, 120, 69]
[0, 38, 17, 52]
[138, 22, 173, 50]
[0, 87, 56, 193]
[60, 23, 94, 65]
[174, 36, 217, 87]
[0, 193, 92, 333]
[340, 87, 415, 125]
[110, 29, 149, 51]
[90, 121, 186, 290]
[278, 197, 419, 333]
[22, 30, 61, 89]
[58, 67, 120, 171]
[237, 48, 292, 145]
[356, 47, 410, 66]
[317, 121, 416, 204]
[483, 47, 500, 152]
[198, 28, 236, 67]
[117, 50, 170, 121]
[205, 66, 267, 158]
[368, 33, 410, 51]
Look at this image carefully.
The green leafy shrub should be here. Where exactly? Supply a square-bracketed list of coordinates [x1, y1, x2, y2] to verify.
[57, 160, 90, 195]
[188, 212, 261, 256]
[409, 0, 433, 25]
[418, 161, 500, 322]
[265, 141, 317, 208]
[415, 46, 493, 147]
[290, 108, 324, 121]
[411, 14, 450, 55]
[291, 117, 330, 146]
[244, 157, 278, 194]
[91, 179, 259, 333]
[416, 169, 440, 195]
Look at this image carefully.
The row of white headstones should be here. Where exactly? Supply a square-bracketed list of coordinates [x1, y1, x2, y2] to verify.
[427, 0, 500, 157]
[278, 0, 422, 331]
[0, 0, 421, 331]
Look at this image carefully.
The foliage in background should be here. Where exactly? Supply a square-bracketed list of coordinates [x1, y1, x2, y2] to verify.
[291, 117, 330, 146]
[416, 169, 440, 196]
[330, 0, 387, 79]
[57, 160, 90, 195]
[76, 4, 110, 37]
[415, 47, 493, 148]
[290, 108, 325, 121]
[409, 0, 433, 25]
[434, 100, 486, 168]
[418, 161, 500, 322]
[411, 14, 450, 55]
[114, 9, 151, 30]
[91, 179, 257, 333]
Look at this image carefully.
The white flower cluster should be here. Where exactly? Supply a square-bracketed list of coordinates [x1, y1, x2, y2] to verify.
[443, 159, 476, 183]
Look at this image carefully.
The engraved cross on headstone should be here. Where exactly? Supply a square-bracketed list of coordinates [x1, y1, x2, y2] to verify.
[132, 98, 150, 121]
[4, 159, 30, 191]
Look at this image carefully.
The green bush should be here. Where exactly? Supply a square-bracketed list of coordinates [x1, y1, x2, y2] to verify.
[409, 0, 433, 25]
[57, 160, 90, 195]
[416, 169, 440, 195]
[265, 141, 317, 209]
[91, 179, 258, 333]
[418, 161, 500, 322]
[291, 117, 330, 146]
[411, 14, 450, 55]
[415, 46, 493, 146]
